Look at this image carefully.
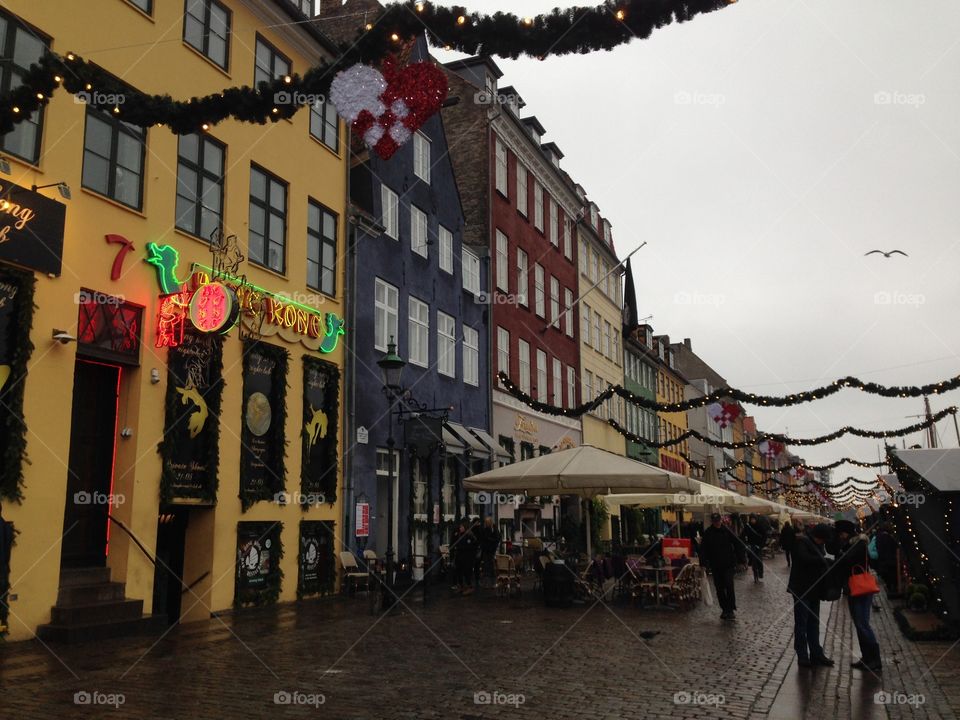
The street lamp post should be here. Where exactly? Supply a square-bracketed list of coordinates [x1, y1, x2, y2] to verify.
[377, 338, 405, 606]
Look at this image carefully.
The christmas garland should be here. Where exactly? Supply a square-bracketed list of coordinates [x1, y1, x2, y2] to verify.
[301, 356, 340, 507]
[0, 267, 34, 502]
[681, 452, 886, 477]
[0, 0, 734, 135]
[607, 407, 956, 451]
[498, 371, 960, 416]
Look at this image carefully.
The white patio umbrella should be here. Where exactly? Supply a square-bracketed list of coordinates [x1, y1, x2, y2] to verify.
[463, 445, 698, 558]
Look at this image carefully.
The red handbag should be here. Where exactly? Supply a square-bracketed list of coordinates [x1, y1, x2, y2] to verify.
[848, 545, 880, 597]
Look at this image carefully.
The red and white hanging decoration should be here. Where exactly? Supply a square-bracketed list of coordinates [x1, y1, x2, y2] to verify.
[329, 58, 448, 160]
[706, 401, 742, 429]
[758, 439, 785, 459]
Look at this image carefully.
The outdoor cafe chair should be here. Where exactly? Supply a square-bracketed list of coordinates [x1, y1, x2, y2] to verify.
[339, 551, 370, 595]
[495, 553, 521, 598]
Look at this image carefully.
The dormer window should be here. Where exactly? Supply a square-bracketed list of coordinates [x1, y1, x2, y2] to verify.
[589, 205, 598, 229]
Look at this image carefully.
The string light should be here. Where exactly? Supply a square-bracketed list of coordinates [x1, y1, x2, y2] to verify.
[616, 9, 626, 20]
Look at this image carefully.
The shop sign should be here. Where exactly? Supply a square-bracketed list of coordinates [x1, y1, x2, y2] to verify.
[298, 520, 334, 596]
[513, 414, 538, 442]
[355, 502, 370, 537]
[0, 181, 66, 276]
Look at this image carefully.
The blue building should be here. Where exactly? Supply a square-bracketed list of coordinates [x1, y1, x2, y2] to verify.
[339, 37, 496, 579]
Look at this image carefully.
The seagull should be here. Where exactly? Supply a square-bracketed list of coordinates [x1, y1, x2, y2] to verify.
[639, 630, 661, 641]
[864, 249, 908, 258]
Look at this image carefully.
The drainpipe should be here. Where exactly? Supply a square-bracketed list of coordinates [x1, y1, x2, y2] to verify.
[343, 128, 356, 548]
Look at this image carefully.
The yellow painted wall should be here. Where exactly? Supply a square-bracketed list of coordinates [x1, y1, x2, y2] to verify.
[656, 367, 689, 476]
[3, 0, 346, 640]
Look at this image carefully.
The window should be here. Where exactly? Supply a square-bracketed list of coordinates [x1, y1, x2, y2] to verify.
[536, 350, 547, 402]
[584, 370, 593, 404]
[549, 197, 558, 246]
[567, 366, 576, 408]
[310, 99, 339, 151]
[292, 0, 313, 15]
[0, 10, 47, 163]
[564, 289, 573, 337]
[518, 339, 530, 393]
[612, 331, 620, 366]
[579, 239, 587, 276]
[581, 303, 591, 346]
[307, 200, 337, 295]
[464, 326, 479, 386]
[590, 205, 598, 229]
[516, 163, 527, 216]
[462, 246, 481, 294]
[516, 249, 528, 306]
[495, 138, 507, 194]
[411, 205, 428, 257]
[254, 35, 290, 86]
[552, 358, 562, 406]
[184, 0, 231, 69]
[248, 164, 287, 272]
[438, 225, 453, 273]
[82, 108, 147, 210]
[497, 327, 509, 383]
[591, 250, 599, 283]
[413, 131, 430, 183]
[495, 230, 509, 291]
[408, 296, 429, 367]
[381, 185, 398, 239]
[550, 277, 559, 328]
[534, 182, 544, 231]
[128, 0, 153, 13]
[603, 219, 612, 244]
[534, 264, 545, 317]
[593, 312, 602, 353]
[563, 216, 572, 259]
[437, 311, 456, 377]
[603, 320, 611, 358]
[175, 132, 224, 239]
[374, 279, 398, 351]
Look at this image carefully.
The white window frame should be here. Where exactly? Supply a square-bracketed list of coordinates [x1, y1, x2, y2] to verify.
[516, 163, 527, 216]
[563, 216, 572, 259]
[413, 131, 431, 183]
[518, 339, 531, 394]
[564, 288, 574, 337]
[550, 277, 560, 328]
[463, 326, 479, 386]
[582, 303, 591, 346]
[534, 264, 545, 318]
[438, 225, 453, 273]
[374, 278, 398, 351]
[552, 357, 562, 406]
[408, 295, 429, 367]
[437, 311, 456, 378]
[567, 365, 576, 408]
[536, 349, 547, 402]
[411, 204, 428, 258]
[495, 138, 508, 194]
[516, 248, 528, 306]
[593, 312, 602, 353]
[497, 326, 510, 385]
[549, 197, 558, 246]
[584, 370, 593, 404]
[495, 230, 509, 291]
[462, 246, 481, 295]
[381, 185, 398, 239]
[534, 181, 544, 231]
[603, 320, 611, 358]
[579, 238, 587, 276]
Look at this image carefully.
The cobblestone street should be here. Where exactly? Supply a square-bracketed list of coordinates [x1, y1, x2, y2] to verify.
[1, 560, 956, 719]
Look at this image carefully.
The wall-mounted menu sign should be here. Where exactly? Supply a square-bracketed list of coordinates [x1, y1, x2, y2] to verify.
[0, 181, 66, 276]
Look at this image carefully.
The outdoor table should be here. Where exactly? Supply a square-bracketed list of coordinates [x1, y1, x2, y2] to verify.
[638, 566, 675, 606]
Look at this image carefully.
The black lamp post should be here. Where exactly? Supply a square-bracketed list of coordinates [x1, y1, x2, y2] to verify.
[377, 337, 405, 602]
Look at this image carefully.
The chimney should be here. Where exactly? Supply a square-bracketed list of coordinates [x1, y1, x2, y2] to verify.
[683, 337, 692, 350]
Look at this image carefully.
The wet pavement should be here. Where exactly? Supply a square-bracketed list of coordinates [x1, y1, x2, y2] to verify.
[1, 559, 956, 718]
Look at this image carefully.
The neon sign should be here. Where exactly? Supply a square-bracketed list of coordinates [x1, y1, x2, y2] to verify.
[189, 282, 239, 334]
[156, 291, 191, 348]
[145, 242, 184, 294]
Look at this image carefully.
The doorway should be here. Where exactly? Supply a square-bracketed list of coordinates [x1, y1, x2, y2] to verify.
[61, 360, 121, 568]
[153, 509, 189, 625]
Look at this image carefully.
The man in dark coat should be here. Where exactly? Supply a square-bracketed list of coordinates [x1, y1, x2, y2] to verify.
[780, 521, 797, 568]
[788, 524, 833, 667]
[453, 518, 478, 596]
[741, 514, 767, 583]
[700, 513, 746, 620]
[835, 519, 882, 671]
[875, 524, 899, 590]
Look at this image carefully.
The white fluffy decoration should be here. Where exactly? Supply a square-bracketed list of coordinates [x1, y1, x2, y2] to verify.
[389, 123, 412, 145]
[364, 124, 385, 147]
[329, 64, 387, 122]
[390, 99, 410, 119]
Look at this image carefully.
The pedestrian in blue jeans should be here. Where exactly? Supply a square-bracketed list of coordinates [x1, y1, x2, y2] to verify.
[787, 524, 833, 667]
[835, 519, 882, 671]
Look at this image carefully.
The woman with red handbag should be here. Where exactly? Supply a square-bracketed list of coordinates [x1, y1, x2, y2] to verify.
[834, 520, 882, 672]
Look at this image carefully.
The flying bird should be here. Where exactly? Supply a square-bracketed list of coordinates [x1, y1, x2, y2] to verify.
[864, 249, 908, 258]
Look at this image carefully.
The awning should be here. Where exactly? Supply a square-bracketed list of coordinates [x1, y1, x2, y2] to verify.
[441, 425, 466, 454]
[466, 426, 511, 464]
[892, 449, 960, 492]
[446, 422, 489, 456]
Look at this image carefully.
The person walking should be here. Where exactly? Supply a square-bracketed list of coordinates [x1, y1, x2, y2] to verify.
[834, 519, 882, 671]
[478, 517, 500, 587]
[453, 518, 478, 596]
[788, 524, 834, 667]
[875, 523, 899, 590]
[700, 513, 746, 620]
[742, 514, 767, 583]
[780, 520, 797, 568]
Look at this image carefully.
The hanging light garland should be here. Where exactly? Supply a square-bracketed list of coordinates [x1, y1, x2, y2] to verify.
[680, 452, 887, 476]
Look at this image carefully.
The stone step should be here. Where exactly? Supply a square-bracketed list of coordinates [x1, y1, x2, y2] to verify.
[35, 614, 167, 644]
[58, 567, 112, 587]
[56, 581, 127, 606]
[50, 598, 144, 625]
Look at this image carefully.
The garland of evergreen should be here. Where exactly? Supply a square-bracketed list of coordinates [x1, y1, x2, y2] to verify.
[0, 266, 34, 502]
[240, 341, 289, 511]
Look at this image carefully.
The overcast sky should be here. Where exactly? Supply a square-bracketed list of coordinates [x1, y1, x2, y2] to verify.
[434, 0, 960, 488]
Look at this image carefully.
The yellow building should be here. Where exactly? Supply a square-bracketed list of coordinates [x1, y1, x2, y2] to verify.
[576, 196, 625, 456]
[653, 336, 689, 477]
[1, 0, 346, 641]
